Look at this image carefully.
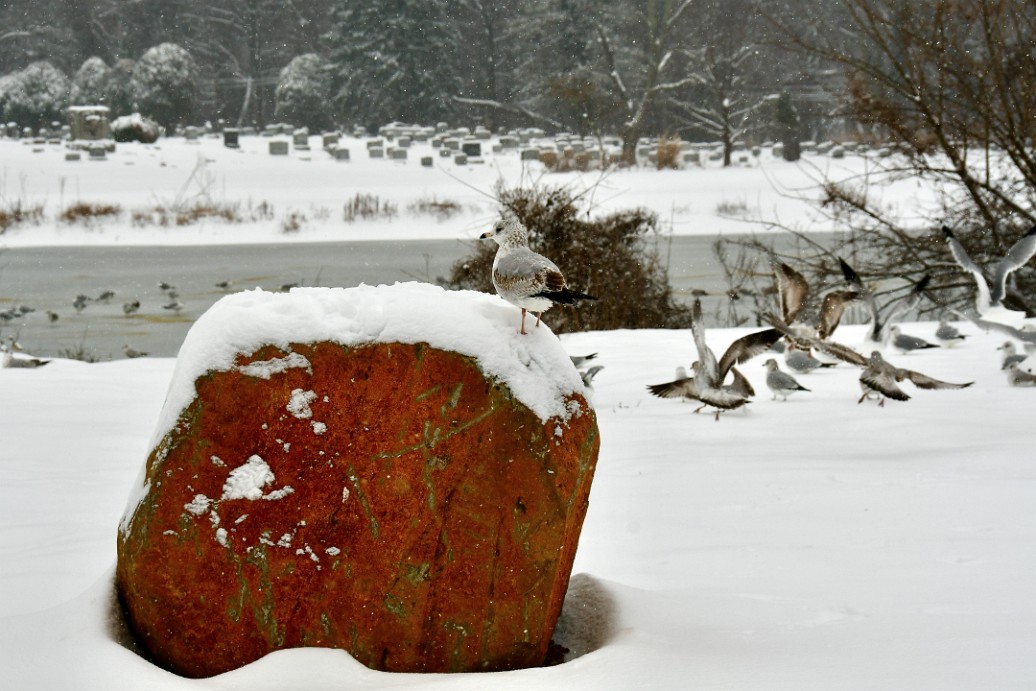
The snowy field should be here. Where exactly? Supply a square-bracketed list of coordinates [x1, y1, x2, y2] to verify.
[1, 133, 1033, 689]
[0, 131, 939, 247]
[1, 315, 1034, 689]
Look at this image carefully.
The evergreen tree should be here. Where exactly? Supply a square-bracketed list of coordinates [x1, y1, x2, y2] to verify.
[131, 44, 199, 132]
[329, 0, 461, 128]
[2, 61, 69, 131]
[70, 57, 112, 106]
[274, 54, 332, 130]
[773, 91, 800, 161]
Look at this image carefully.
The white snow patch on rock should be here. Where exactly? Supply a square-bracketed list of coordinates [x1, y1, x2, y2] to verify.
[238, 352, 312, 379]
[287, 389, 317, 419]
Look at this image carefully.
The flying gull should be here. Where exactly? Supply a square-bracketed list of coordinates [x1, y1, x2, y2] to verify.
[942, 224, 1036, 322]
[569, 352, 598, 368]
[839, 258, 930, 347]
[773, 261, 859, 343]
[763, 358, 811, 400]
[481, 211, 596, 334]
[579, 365, 604, 388]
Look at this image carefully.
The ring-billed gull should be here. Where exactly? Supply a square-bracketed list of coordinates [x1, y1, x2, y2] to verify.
[840, 258, 930, 347]
[997, 341, 1028, 370]
[774, 262, 860, 342]
[1005, 362, 1036, 387]
[888, 325, 939, 354]
[481, 211, 596, 334]
[1, 337, 50, 368]
[784, 344, 836, 373]
[569, 352, 598, 368]
[942, 224, 1036, 322]
[764, 358, 810, 400]
[935, 315, 967, 346]
[765, 313, 972, 405]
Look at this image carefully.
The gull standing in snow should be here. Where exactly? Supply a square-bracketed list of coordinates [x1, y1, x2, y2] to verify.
[997, 341, 1028, 370]
[1005, 362, 1036, 387]
[481, 211, 596, 334]
[935, 314, 967, 347]
[942, 224, 1036, 323]
[888, 325, 940, 354]
[765, 313, 972, 405]
[1, 337, 50, 368]
[784, 344, 836, 373]
[763, 358, 810, 400]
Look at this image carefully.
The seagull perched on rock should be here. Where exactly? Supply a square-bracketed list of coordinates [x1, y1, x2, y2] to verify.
[942, 224, 1036, 323]
[481, 211, 596, 334]
[935, 315, 967, 347]
[888, 325, 939, 354]
[840, 258, 930, 348]
[764, 358, 810, 400]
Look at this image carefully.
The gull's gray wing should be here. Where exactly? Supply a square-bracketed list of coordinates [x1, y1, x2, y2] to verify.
[991, 225, 1036, 305]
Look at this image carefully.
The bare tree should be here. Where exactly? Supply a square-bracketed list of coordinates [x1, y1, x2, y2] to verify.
[594, 0, 702, 162]
[751, 0, 1036, 317]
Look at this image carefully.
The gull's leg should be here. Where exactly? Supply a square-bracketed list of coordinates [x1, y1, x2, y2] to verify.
[520, 308, 528, 335]
[535, 311, 542, 328]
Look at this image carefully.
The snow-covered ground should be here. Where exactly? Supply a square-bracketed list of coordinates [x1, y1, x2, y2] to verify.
[1, 133, 1033, 689]
[0, 132, 939, 247]
[1, 312, 1034, 689]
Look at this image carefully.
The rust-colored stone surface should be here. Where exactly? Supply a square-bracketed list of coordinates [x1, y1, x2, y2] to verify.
[116, 341, 599, 678]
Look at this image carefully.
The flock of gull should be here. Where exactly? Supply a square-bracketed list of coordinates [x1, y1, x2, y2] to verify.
[477, 211, 1036, 417]
[639, 224, 1036, 418]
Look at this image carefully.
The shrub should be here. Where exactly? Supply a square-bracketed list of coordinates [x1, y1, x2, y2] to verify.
[2, 61, 69, 131]
[274, 54, 332, 131]
[131, 43, 199, 132]
[448, 185, 693, 333]
[60, 202, 121, 224]
[655, 135, 682, 170]
[70, 57, 112, 106]
[0, 200, 45, 234]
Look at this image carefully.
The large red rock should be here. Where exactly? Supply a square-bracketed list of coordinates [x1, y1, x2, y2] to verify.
[117, 338, 599, 677]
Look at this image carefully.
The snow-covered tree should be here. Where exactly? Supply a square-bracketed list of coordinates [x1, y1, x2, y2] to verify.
[329, 0, 462, 127]
[593, 0, 702, 162]
[106, 59, 137, 118]
[131, 43, 199, 132]
[70, 56, 112, 106]
[274, 54, 331, 130]
[1, 61, 70, 130]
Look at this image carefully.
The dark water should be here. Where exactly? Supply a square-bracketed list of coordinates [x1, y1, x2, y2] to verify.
[0, 234, 825, 359]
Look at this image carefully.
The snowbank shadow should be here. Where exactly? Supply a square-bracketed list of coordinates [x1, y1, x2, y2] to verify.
[552, 573, 617, 662]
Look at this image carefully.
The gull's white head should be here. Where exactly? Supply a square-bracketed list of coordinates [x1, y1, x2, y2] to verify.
[480, 209, 528, 248]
